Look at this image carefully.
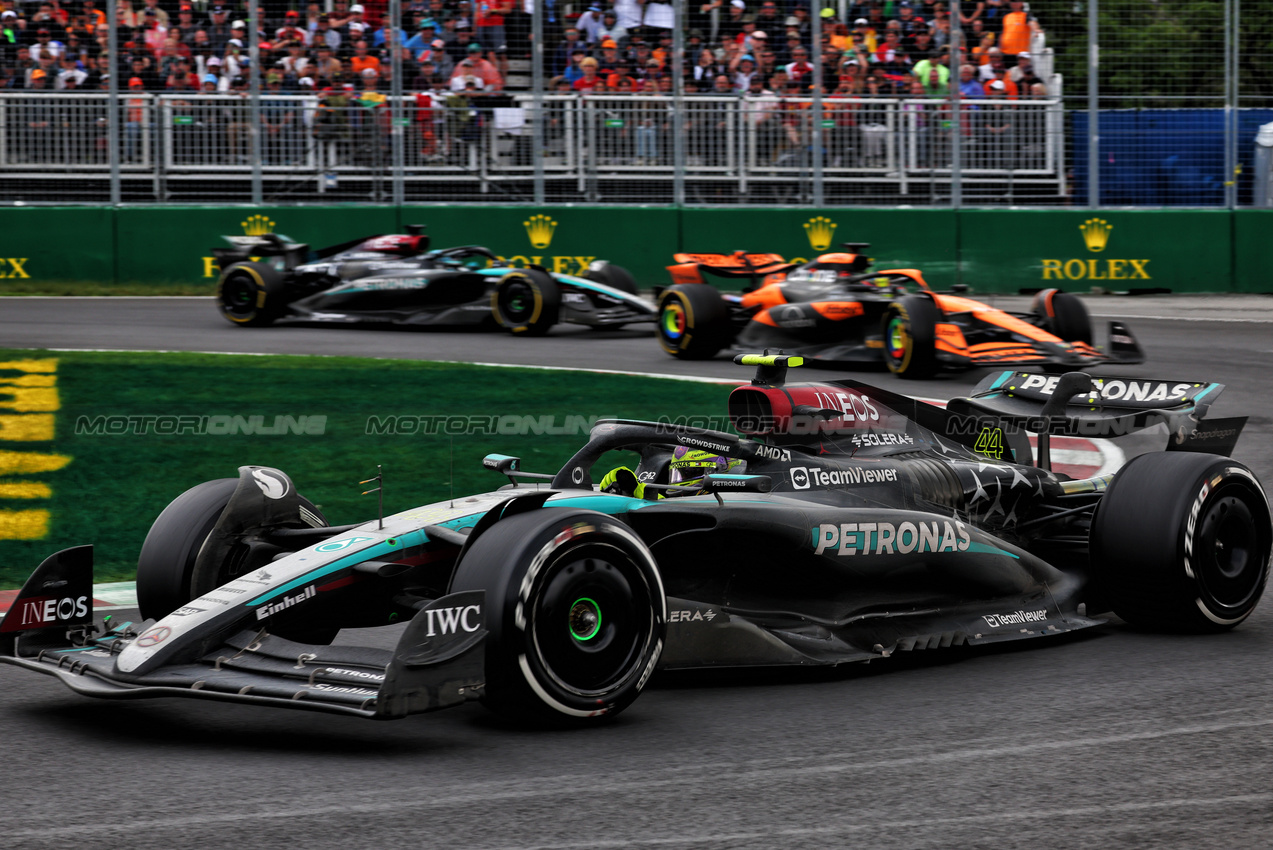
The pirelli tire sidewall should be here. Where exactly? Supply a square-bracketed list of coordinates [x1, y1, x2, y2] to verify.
[217, 261, 287, 327]
[491, 268, 561, 336]
[1031, 287, 1093, 344]
[1091, 452, 1273, 633]
[882, 294, 940, 379]
[656, 283, 732, 360]
[449, 509, 667, 723]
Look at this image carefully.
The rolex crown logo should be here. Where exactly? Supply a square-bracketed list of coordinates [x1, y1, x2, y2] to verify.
[242, 214, 277, 237]
[804, 216, 837, 252]
[524, 214, 557, 249]
[1079, 218, 1112, 253]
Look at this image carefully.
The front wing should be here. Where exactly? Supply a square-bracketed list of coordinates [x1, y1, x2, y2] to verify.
[1, 548, 487, 720]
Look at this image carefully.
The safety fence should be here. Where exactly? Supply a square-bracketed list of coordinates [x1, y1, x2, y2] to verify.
[0, 92, 1066, 204]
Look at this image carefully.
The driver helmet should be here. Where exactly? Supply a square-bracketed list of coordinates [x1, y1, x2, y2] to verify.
[669, 446, 745, 491]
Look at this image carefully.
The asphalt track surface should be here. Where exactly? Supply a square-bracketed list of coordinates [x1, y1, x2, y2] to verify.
[2, 295, 1272, 849]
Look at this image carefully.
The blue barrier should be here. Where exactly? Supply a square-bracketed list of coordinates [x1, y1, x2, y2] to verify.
[1071, 108, 1273, 206]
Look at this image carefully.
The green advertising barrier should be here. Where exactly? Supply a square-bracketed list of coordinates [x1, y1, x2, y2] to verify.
[0, 207, 114, 286]
[676, 208, 959, 291]
[1, 206, 1270, 293]
[1234, 210, 1273, 294]
[400, 205, 679, 285]
[959, 210, 1234, 294]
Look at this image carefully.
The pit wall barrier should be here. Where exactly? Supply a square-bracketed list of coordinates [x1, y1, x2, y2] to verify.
[0, 206, 1268, 294]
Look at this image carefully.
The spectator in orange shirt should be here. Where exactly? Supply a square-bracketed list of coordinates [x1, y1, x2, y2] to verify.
[349, 39, 381, 76]
[999, 0, 1038, 67]
[606, 60, 635, 91]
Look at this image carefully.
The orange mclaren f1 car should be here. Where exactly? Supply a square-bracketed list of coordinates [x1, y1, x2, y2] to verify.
[658, 244, 1145, 379]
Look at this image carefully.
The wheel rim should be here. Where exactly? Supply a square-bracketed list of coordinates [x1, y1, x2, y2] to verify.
[529, 544, 654, 696]
[221, 274, 259, 319]
[660, 301, 687, 342]
[569, 597, 602, 641]
[1195, 490, 1264, 611]
[885, 315, 909, 365]
[499, 278, 538, 323]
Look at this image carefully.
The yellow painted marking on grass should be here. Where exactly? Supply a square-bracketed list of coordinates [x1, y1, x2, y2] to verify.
[0, 359, 58, 373]
[0, 358, 67, 539]
[0, 374, 56, 387]
[0, 482, 52, 498]
[0, 509, 50, 540]
[0, 450, 70, 475]
[0, 414, 54, 441]
[0, 387, 59, 412]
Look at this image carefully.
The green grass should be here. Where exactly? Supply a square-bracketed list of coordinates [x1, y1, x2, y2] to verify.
[0, 349, 731, 588]
[0, 282, 216, 296]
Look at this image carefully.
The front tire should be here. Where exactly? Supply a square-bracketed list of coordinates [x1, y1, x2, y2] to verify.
[450, 509, 666, 723]
[1091, 453, 1272, 632]
[492, 269, 561, 336]
[583, 261, 639, 295]
[882, 295, 940, 379]
[137, 479, 327, 621]
[217, 261, 287, 327]
[657, 284, 733, 360]
[1032, 288, 1093, 344]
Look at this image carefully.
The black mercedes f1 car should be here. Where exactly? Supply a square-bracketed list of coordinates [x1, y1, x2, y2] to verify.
[660, 245, 1145, 378]
[3, 356, 1267, 725]
[213, 226, 656, 336]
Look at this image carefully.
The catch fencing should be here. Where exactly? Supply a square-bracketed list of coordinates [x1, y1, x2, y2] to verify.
[0, 91, 1064, 204]
[0, 0, 1269, 207]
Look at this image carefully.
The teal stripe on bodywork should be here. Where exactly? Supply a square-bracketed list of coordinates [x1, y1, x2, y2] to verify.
[988, 372, 1013, 391]
[246, 530, 426, 607]
[966, 541, 1021, 559]
[548, 494, 654, 513]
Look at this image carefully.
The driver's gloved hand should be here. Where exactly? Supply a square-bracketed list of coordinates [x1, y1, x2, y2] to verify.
[599, 466, 640, 497]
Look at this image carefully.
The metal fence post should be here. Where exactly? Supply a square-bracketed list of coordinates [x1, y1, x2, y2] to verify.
[533, 0, 544, 205]
[1087, 0, 1099, 208]
[107, 1, 119, 205]
[672, 0, 685, 207]
[949, 0, 961, 209]
[391, 0, 405, 206]
[250, 5, 262, 205]
[811, 2, 823, 207]
[1224, 0, 1237, 209]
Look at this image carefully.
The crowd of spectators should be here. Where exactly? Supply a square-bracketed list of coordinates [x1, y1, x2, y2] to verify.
[0, 0, 1050, 168]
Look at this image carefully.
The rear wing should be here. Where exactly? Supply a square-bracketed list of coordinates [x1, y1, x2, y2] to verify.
[948, 370, 1246, 457]
[211, 233, 311, 271]
[668, 253, 797, 286]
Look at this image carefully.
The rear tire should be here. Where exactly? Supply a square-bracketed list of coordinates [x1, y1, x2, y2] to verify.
[583, 261, 639, 296]
[137, 479, 328, 621]
[492, 268, 561, 336]
[1091, 453, 1272, 632]
[882, 295, 940, 379]
[657, 284, 733, 360]
[217, 261, 287, 327]
[450, 509, 666, 724]
[1032, 288, 1093, 344]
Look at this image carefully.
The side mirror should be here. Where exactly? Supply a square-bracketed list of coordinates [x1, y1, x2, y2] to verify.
[482, 453, 521, 475]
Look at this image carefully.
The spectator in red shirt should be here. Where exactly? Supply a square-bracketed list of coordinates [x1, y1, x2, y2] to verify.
[572, 55, 602, 91]
[474, 0, 512, 76]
